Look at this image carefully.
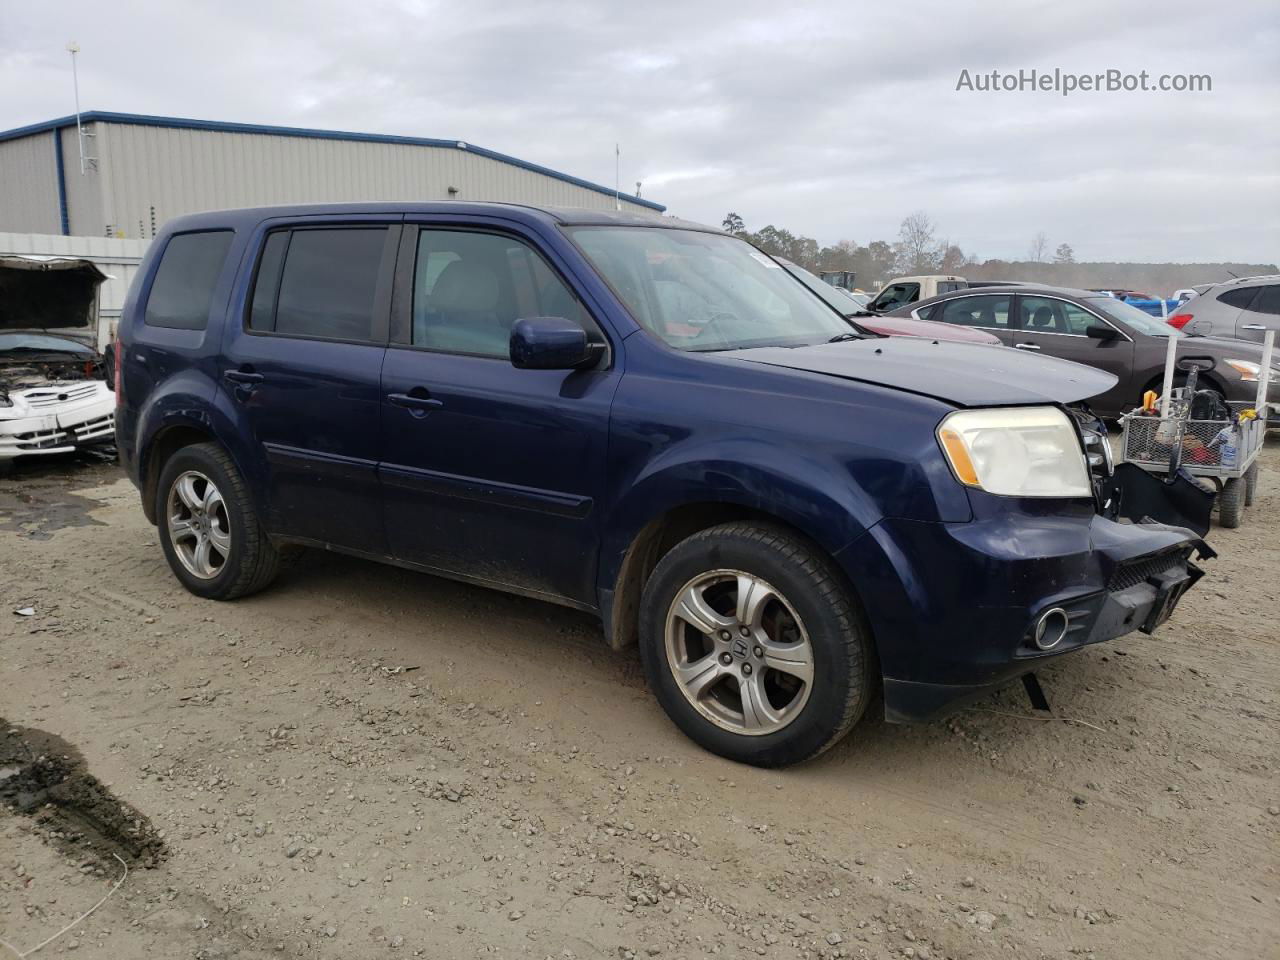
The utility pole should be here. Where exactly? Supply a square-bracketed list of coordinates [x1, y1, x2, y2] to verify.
[66, 41, 87, 174]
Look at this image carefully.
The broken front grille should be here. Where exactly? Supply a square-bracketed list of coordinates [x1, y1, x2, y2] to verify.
[1108, 550, 1185, 592]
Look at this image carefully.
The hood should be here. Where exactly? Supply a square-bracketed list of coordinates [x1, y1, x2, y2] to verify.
[724, 337, 1118, 408]
[855, 314, 1002, 345]
[0, 255, 107, 331]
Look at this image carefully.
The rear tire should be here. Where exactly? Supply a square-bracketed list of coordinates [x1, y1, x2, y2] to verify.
[638, 522, 873, 767]
[1244, 463, 1258, 507]
[1218, 477, 1244, 529]
[156, 442, 280, 599]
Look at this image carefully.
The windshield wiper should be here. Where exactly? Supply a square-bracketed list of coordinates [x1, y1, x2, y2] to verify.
[827, 332, 861, 343]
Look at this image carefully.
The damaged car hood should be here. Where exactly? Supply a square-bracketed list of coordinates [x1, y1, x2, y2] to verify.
[723, 337, 1118, 407]
[0, 255, 107, 331]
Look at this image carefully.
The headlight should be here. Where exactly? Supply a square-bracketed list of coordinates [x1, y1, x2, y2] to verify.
[937, 406, 1091, 498]
[1224, 359, 1261, 382]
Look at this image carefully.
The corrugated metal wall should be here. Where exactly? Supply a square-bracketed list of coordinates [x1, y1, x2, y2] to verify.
[89, 123, 655, 239]
[0, 131, 62, 234]
[0, 231, 149, 347]
[60, 124, 108, 237]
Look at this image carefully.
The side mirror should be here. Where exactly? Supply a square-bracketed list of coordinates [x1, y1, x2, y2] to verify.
[510, 317, 604, 370]
[1085, 324, 1119, 341]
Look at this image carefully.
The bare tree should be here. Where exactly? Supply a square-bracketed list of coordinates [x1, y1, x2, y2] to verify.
[1028, 231, 1049, 263]
[939, 242, 970, 273]
[895, 211, 941, 274]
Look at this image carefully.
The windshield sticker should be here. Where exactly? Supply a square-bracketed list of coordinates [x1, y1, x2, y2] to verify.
[749, 252, 782, 269]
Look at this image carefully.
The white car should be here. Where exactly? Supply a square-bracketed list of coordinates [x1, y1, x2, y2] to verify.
[0, 255, 115, 470]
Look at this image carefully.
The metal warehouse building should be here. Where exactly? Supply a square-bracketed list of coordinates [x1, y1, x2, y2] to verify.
[0, 111, 665, 238]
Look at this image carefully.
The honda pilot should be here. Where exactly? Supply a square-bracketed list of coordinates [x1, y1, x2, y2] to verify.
[115, 204, 1212, 767]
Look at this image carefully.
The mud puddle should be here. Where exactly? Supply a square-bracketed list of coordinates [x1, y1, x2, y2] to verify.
[0, 717, 165, 871]
[0, 452, 119, 539]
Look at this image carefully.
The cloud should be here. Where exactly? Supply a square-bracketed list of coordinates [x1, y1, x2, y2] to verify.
[2, 0, 1276, 261]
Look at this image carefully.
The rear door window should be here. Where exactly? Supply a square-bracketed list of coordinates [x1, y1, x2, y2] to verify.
[249, 228, 389, 341]
[144, 230, 234, 330]
[1246, 284, 1280, 315]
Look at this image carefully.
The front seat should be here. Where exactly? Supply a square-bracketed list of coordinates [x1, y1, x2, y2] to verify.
[416, 260, 506, 354]
[1029, 305, 1056, 329]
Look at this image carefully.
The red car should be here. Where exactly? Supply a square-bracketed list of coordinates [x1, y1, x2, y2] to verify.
[777, 258, 1002, 345]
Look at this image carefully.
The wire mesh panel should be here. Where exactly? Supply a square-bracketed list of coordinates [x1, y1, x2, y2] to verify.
[1121, 401, 1264, 475]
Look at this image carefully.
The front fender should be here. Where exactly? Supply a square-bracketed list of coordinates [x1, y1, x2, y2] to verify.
[602, 438, 882, 575]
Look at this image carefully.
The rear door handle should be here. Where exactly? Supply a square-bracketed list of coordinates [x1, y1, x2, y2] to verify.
[388, 390, 444, 417]
[1242, 324, 1267, 331]
[1015, 343, 1041, 350]
[224, 369, 264, 385]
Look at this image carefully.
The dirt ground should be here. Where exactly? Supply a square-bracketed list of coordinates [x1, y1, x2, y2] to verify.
[1, 442, 1277, 960]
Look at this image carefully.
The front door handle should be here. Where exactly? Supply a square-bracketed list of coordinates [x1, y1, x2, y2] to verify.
[1014, 342, 1041, 350]
[388, 390, 444, 418]
[224, 369, 265, 385]
[1242, 324, 1267, 331]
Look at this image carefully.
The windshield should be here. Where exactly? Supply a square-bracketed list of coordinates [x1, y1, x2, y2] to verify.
[0, 333, 95, 354]
[1086, 297, 1184, 337]
[777, 259, 862, 316]
[567, 227, 854, 351]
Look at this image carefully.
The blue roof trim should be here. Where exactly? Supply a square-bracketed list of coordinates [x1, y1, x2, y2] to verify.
[0, 111, 667, 213]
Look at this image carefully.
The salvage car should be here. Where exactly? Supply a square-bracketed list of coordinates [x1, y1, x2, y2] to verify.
[775, 258, 1001, 345]
[889, 284, 1280, 419]
[0, 254, 115, 470]
[117, 205, 1213, 767]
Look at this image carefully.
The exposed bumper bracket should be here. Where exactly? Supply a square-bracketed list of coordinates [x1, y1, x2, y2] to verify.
[1021, 672, 1051, 713]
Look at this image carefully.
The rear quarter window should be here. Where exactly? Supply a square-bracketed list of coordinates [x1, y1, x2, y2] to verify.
[1216, 287, 1259, 310]
[144, 230, 234, 330]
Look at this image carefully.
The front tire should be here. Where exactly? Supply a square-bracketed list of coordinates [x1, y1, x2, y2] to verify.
[156, 442, 280, 600]
[639, 522, 873, 767]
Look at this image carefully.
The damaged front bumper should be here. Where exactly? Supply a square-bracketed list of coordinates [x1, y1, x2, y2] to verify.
[0, 382, 116, 460]
[837, 465, 1215, 725]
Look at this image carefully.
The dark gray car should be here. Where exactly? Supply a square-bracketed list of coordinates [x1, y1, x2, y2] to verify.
[886, 285, 1280, 418]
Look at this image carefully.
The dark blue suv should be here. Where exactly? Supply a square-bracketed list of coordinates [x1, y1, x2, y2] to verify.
[116, 203, 1212, 766]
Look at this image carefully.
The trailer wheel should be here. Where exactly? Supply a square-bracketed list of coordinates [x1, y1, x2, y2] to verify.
[1244, 463, 1258, 507]
[1218, 477, 1244, 529]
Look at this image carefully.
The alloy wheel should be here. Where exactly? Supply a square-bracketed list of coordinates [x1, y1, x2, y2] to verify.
[166, 470, 231, 580]
[663, 569, 814, 735]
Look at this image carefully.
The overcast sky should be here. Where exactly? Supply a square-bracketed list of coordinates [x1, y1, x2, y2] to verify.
[3, 0, 1276, 262]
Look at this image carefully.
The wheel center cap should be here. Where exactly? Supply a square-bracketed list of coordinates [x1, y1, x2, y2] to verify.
[730, 637, 750, 660]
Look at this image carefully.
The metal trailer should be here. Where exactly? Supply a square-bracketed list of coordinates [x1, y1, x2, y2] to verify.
[1118, 331, 1274, 528]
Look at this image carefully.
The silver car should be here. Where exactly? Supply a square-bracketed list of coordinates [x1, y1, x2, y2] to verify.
[1169, 276, 1280, 344]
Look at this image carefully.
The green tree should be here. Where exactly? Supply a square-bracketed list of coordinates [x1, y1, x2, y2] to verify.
[721, 212, 746, 235]
[1053, 242, 1075, 264]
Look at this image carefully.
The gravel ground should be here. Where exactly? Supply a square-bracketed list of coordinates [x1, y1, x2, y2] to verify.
[1, 441, 1277, 959]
